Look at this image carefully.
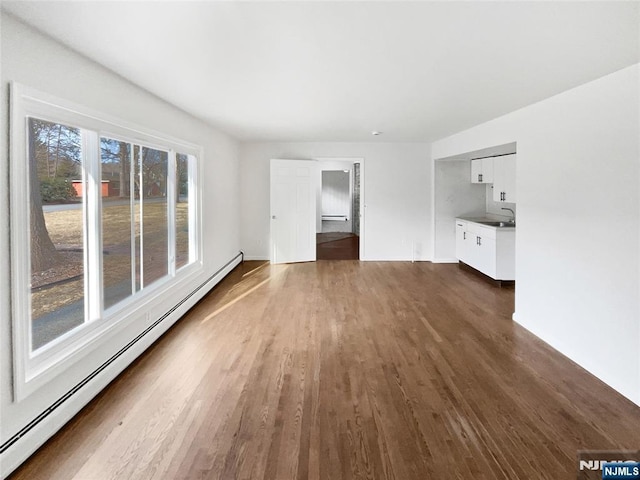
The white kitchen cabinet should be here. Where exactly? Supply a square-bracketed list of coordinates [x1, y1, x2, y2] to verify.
[470, 158, 493, 184]
[455, 220, 470, 264]
[492, 154, 517, 203]
[455, 218, 515, 281]
[465, 222, 497, 278]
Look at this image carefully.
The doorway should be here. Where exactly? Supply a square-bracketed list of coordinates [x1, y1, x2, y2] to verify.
[316, 160, 361, 260]
[269, 157, 364, 264]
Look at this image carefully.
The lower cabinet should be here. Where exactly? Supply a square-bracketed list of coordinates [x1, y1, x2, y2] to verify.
[455, 221, 471, 264]
[469, 228, 497, 278]
[455, 219, 515, 281]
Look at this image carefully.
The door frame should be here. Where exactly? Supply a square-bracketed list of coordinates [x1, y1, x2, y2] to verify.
[315, 157, 365, 260]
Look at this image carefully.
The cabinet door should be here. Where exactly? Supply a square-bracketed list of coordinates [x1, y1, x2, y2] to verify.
[480, 158, 494, 183]
[455, 221, 468, 262]
[470, 158, 494, 184]
[500, 157, 516, 202]
[470, 159, 483, 183]
[474, 234, 497, 278]
[493, 154, 516, 202]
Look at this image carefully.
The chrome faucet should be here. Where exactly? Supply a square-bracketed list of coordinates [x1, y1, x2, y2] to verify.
[501, 207, 516, 223]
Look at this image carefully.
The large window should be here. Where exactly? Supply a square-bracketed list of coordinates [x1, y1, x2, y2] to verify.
[11, 84, 201, 398]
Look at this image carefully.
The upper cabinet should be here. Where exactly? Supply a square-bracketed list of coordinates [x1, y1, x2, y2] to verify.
[470, 158, 493, 184]
[492, 154, 517, 203]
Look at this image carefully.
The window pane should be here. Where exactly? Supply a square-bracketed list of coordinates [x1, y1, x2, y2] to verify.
[133, 145, 142, 292]
[101, 138, 133, 309]
[176, 153, 190, 270]
[28, 118, 84, 350]
[141, 146, 168, 287]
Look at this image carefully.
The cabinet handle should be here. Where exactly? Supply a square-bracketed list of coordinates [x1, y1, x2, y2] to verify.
[463, 232, 466, 240]
[479, 173, 482, 182]
[478, 236, 481, 246]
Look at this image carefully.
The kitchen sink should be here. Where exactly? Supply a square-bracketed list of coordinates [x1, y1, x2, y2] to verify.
[479, 221, 516, 228]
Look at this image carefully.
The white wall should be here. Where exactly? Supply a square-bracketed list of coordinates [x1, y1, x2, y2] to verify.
[0, 14, 241, 475]
[432, 64, 640, 406]
[240, 142, 431, 261]
[322, 171, 351, 233]
[433, 160, 485, 262]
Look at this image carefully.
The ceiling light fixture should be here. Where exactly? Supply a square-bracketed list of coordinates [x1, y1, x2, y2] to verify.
[371, 131, 382, 136]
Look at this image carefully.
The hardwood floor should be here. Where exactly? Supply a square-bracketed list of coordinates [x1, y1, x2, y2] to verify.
[316, 233, 359, 260]
[10, 261, 640, 480]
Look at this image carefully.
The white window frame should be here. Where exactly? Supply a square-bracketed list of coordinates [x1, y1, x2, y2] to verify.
[10, 83, 203, 401]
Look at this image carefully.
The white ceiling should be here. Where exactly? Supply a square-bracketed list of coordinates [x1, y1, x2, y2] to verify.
[3, 1, 639, 143]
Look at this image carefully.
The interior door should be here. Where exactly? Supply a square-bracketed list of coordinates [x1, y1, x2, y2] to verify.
[270, 159, 317, 264]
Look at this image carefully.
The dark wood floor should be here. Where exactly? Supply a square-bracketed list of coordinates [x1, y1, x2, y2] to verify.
[316, 233, 359, 260]
[10, 261, 640, 479]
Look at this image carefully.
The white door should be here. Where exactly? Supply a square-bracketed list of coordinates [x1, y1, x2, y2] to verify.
[270, 159, 317, 264]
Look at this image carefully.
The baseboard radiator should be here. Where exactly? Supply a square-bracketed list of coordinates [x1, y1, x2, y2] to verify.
[322, 214, 348, 222]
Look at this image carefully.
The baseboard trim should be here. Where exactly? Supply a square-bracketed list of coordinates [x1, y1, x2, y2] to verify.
[431, 258, 459, 264]
[242, 255, 269, 261]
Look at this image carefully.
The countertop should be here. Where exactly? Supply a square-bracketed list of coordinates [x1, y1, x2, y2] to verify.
[456, 216, 516, 229]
